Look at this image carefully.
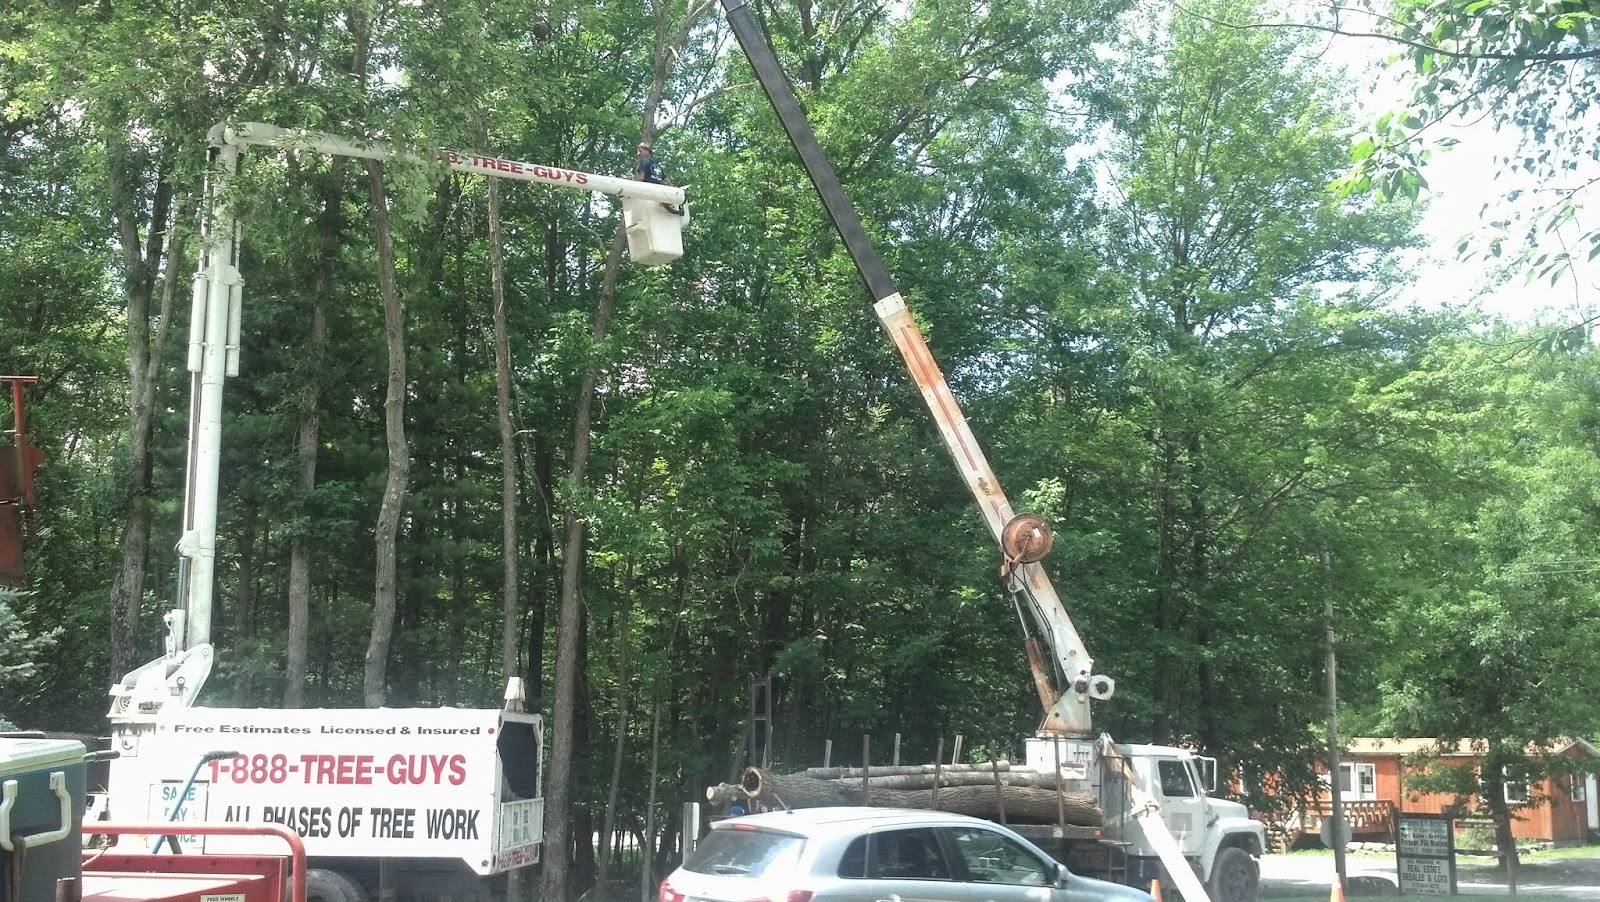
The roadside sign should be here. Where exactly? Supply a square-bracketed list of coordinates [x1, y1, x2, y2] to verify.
[1396, 813, 1457, 895]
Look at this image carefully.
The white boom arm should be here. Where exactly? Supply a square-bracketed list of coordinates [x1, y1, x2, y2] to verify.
[221, 123, 686, 206]
[874, 295, 1112, 736]
[110, 123, 680, 719]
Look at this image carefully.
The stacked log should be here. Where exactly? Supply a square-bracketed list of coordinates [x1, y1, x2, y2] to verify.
[706, 765, 1102, 827]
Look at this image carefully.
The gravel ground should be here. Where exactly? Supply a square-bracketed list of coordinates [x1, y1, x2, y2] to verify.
[1260, 849, 1600, 898]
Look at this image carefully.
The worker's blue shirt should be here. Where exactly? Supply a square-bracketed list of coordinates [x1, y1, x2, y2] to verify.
[637, 154, 665, 184]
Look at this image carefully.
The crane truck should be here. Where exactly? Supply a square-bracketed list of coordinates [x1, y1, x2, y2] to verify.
[702, 1, 1268, 900]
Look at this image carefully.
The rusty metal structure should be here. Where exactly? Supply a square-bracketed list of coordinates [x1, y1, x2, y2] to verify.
[0, 377, 42, 588]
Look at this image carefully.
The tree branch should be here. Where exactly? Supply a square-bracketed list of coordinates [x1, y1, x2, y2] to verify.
[1178, 5, 1600, 63]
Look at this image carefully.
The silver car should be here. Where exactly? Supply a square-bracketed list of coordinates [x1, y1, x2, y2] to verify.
[660, 807, 1154, 902]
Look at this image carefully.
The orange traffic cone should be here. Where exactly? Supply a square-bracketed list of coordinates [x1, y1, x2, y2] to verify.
[1329, 875, 1344, 902]
[1148, 877, 1162, 901]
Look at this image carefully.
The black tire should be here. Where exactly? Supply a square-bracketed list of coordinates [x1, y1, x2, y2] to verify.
[1206, 846, 1259, 902]
[305, 868, 368, 902]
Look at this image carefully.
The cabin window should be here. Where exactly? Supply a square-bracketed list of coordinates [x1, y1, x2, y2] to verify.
[1571, 779, 1586, 803]
[1334, 763, 1377, 801]
[1504, 777, 1529, 805]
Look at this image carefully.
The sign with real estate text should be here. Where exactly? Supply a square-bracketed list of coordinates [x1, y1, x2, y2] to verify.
[1396, 813, 1457, 895]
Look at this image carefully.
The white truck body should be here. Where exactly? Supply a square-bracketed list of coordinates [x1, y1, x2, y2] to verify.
[1021, 736, 1264, 899]
[104, 706, 544, 877]
[94, 122, 668, 896]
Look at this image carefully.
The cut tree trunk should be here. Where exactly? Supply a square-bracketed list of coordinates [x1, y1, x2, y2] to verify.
[804, 771, 1066, 791]
[800, 763, 1025, 779]
[735, 767, 1101, 826]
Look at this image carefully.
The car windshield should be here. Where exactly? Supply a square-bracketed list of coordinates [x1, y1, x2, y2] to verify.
[684, 827, 805, 877]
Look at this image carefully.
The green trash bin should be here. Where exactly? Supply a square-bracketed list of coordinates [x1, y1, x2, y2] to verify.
[0, 738, 86, 902]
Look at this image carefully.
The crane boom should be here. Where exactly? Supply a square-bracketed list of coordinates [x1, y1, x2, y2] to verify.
[717, 0, 1110, 737]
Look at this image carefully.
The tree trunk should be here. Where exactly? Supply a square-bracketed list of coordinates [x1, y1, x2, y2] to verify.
[108, 510, 152, 682]
[488, 174, 521, 686]
[542, 5, 714, 896]
[572, 804, 596, 897]
[1151, 429, 1181, 746]
[396, 515, 428, 706]
[543, 220, 627, 902]
[106, 152, 181, 683]
[488, 171, 528, 902]
[362, 158, 409, 709]
[527, 431, 554, 702]
[800, 762, 1029, 779]
[736, 768, 1101, 826]
[284, 164, 340, 708]
[230, 507, 259, 706]
[641, 696, 662, 902]
[1494, 809, 1518, 881]
[799, 771, 1068, 791]
[598, 567, 634, 884]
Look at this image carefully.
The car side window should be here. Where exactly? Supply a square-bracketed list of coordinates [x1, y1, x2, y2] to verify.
[841, 828, 949, 880]
[1158, 760, 1196, 798]
[946, 827, 1050, 886]
[838, 836, 867, 879]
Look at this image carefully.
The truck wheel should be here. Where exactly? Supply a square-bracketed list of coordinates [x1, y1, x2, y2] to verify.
[305, 868, 368, 902]
[1206, 846, 1259, 902]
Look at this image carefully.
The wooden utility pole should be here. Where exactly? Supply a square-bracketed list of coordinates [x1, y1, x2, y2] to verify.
[1324, 549, 1347, 892]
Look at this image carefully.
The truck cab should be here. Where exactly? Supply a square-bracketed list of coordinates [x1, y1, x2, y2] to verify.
[1121, 745, 1262, 890]
[1021, 736, 1262, 902]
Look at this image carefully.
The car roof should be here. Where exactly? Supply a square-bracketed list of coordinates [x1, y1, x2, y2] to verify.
[713, 806, 991, 833]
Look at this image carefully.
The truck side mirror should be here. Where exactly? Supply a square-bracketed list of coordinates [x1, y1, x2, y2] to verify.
[1196, 757, 1219, 794]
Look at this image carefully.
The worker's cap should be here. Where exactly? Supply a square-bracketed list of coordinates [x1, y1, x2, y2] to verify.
[637, 142, 651, 151]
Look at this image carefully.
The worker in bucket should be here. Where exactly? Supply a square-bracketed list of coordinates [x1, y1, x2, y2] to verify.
[635, 142, 683, 215]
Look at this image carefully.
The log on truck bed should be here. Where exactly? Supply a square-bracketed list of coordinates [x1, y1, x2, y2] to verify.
[711, 766, 1103, 827]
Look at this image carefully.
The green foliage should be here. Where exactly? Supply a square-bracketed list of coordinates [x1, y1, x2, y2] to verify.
[1332, 0, 1600, 283]
[1052, 0, 1437, 803]
[0, 587, 62, 730]
[8, 0, 1600, 886]
[1364, 336, 1600, 826]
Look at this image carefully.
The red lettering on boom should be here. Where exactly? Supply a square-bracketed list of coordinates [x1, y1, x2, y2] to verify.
[438, 150, 589, 187]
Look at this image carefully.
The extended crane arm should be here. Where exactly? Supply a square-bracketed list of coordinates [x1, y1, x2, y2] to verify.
[717, 0, 1111, 736]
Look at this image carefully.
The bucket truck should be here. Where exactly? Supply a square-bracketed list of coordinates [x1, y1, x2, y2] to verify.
[706, 1, 1267, 899]
[95, 126, 687, 901]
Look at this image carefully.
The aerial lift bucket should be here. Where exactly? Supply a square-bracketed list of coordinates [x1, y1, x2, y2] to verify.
[622, 196, 686, 265]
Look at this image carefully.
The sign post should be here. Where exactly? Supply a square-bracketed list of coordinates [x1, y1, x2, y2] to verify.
[1396, 812, 1457, 895]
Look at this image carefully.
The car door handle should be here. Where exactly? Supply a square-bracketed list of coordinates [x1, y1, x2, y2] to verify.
[873, 895, 901, 902]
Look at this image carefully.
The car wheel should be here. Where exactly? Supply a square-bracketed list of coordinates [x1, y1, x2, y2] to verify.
[1206, 846, 1258, 902]
[305, 868, 368, 902]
